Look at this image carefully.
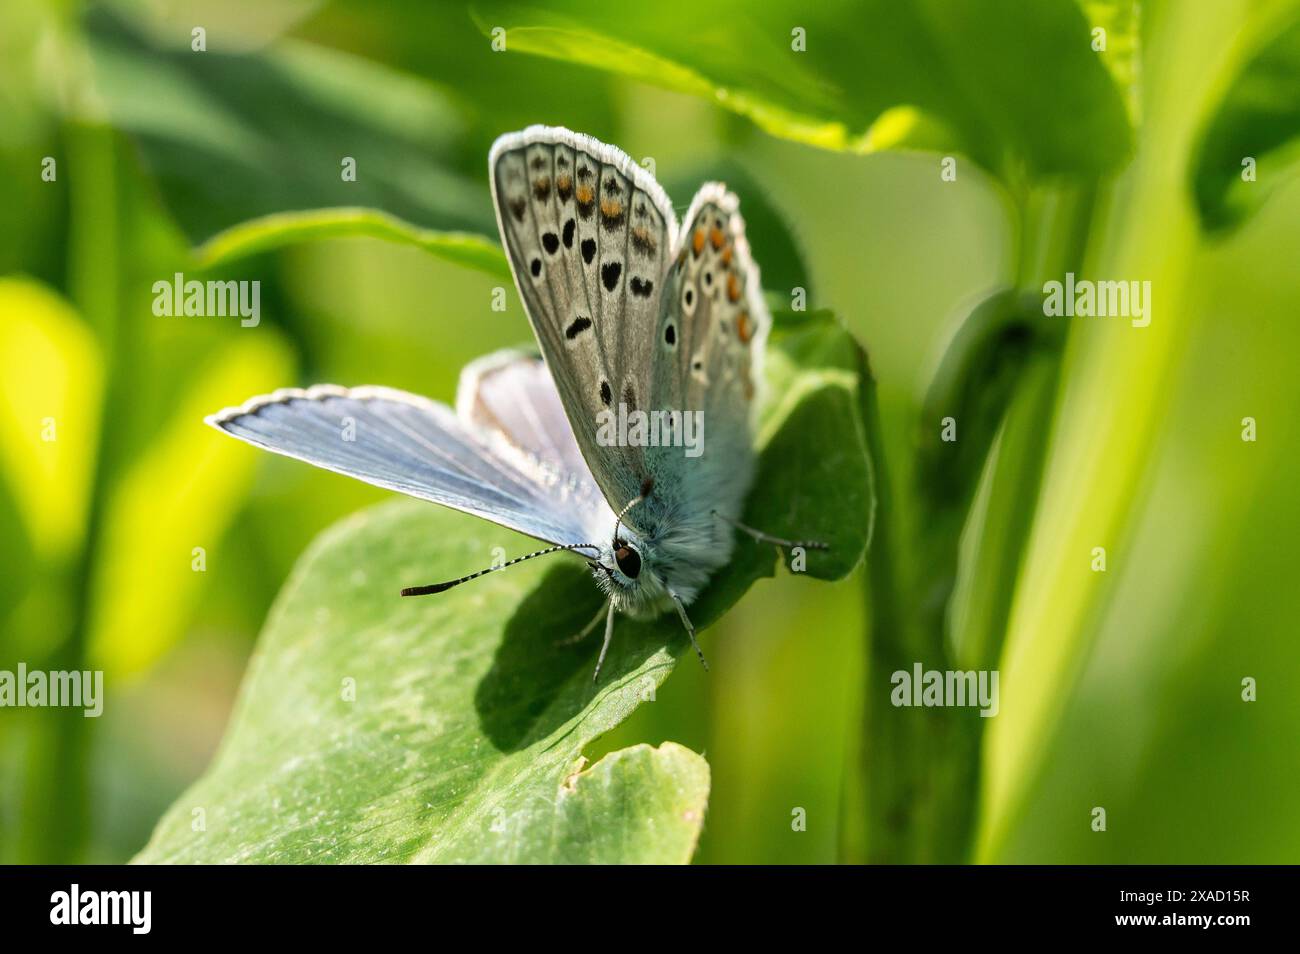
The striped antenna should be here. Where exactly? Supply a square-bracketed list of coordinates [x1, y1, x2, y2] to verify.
[400, 542, 602, 597]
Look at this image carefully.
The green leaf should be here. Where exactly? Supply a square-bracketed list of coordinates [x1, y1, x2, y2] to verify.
[477, 0, 1133, 177]
[134, 311, 873, 863]
[84, 8, 494, 244]
[1079, 1, 1142, 121]
[193, 207, 510, 280]
[1191, 9, 1300, 232]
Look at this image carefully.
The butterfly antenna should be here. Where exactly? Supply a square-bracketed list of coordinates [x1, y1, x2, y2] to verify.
[614, 476, 655, 542]
[400, 542, 601, 596]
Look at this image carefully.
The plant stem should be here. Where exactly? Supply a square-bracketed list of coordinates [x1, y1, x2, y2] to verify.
[844, 182, 1098, 864]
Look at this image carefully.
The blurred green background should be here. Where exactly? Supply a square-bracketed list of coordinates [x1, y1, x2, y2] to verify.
[1, 0, 1298, 864]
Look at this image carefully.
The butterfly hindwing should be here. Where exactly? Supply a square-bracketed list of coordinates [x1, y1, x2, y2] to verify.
[657, 184, 769, 421]
[454, 348, 595, 490]
[491, 127, 677, 513]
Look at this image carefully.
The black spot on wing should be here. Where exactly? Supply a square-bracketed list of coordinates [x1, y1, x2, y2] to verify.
[530, 258, 542, 277]
[508, 197, 527, 223]
[542, 232, 559, 255]
[601, 261, 622, 292]
[581, 238, 596, 265]
[563, 219, 575, 249]
[600, 380, 611, 406]
[630, 277, 653, 298]
[565, 316, 592, 339]
[533, 178, 551, 201]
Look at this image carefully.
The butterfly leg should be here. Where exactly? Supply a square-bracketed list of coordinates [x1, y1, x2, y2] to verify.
[668, 589, 709, 672]
[592, 602, 617, 682]
[557, 601, 608, 647]
[712, 510, 829, 550]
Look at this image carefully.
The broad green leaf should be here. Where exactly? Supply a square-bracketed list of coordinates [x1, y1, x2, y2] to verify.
[477, 0, 1133, 177]
[134, 311, 873, 863]
[424, 742, 711, 863]
[1191, 9, 1300, 231]
[194, 207, 510, 280]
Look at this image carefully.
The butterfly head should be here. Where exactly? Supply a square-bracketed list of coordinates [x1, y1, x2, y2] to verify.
[587, 478, 676, 614]
[590, 532, 670, 616]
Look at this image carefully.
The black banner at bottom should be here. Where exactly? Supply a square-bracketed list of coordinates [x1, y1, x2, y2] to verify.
[0, 865, 1283, 939]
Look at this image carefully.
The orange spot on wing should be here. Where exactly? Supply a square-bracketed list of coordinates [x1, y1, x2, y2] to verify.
[737, 310, 753, 343]
[721, 244, 734, 266]
[727, 273, 742, 302]
[710, 227, 724, 250]
[692, 228, 706, 256]
[576, 184, 594, 204]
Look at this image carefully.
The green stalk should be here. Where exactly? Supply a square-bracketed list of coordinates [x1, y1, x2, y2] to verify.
[844, 182, 1098, 864]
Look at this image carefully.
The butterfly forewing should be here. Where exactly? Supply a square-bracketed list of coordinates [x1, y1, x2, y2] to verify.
[491, 127, 676, 513]
[206, 385, 610, 547]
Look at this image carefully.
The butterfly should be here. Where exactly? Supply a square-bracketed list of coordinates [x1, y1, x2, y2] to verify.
[207, 126, 824, 680]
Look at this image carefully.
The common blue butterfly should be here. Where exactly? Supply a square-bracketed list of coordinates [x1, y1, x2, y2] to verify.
[207, 126, 824, 679]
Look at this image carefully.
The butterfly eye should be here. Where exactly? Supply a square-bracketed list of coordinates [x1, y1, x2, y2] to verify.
[614, 544, 642, 579]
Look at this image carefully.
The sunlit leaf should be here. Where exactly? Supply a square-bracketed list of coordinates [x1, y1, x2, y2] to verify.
[477, 0, 1133, 177]
[0, 277, 102, 560]
[194, 207, 509, 279]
